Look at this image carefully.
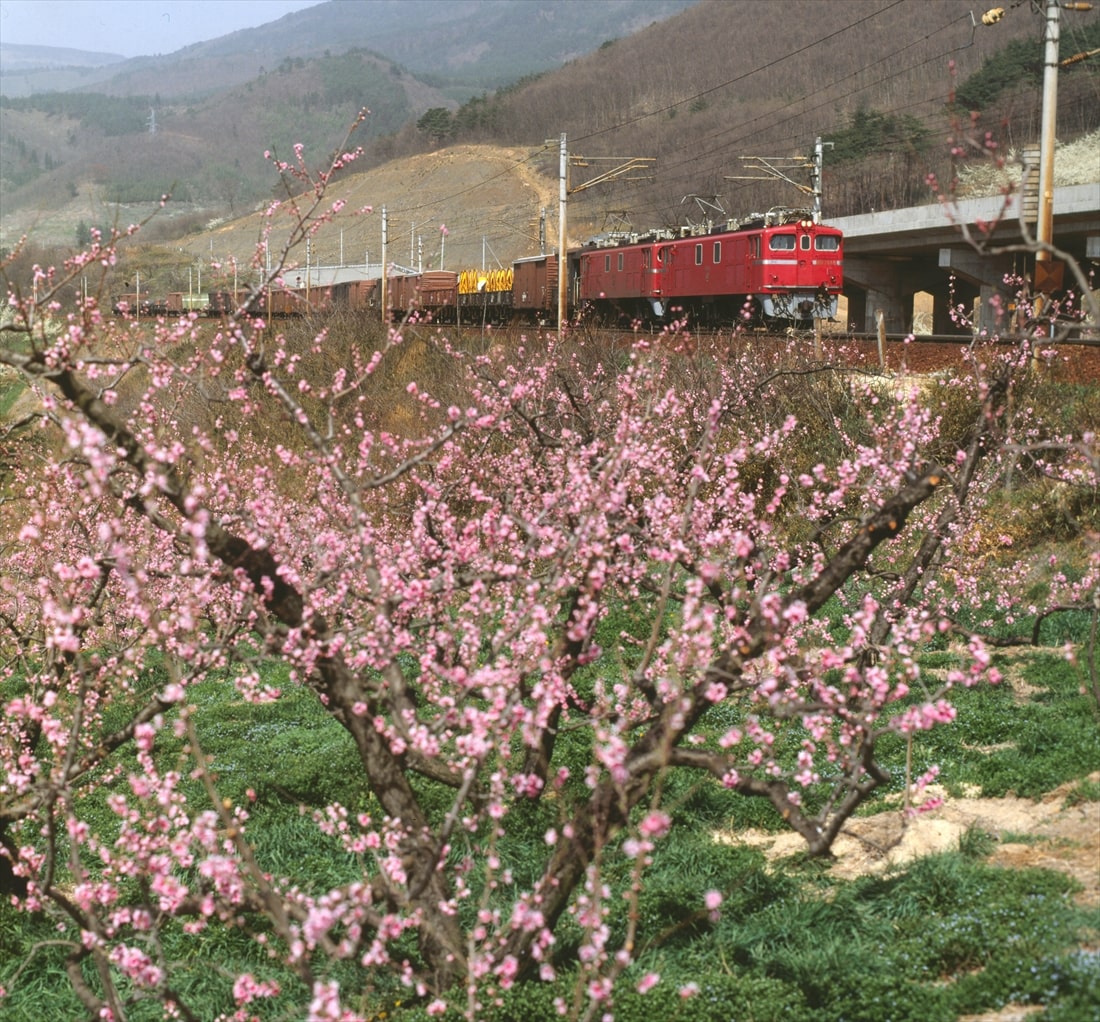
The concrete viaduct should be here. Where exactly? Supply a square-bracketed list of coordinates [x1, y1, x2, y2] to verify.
[832, 183, 1100, 334]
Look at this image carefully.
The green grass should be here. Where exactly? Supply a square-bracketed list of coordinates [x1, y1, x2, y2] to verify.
[871, 650, 1100, 801]
[2, 638, 1097, 1020]
[0, 378, 25, 420]
[398, 848, 1099, 1022]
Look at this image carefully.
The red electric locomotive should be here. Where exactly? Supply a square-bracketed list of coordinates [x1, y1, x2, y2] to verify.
[574, 208, 842, 328]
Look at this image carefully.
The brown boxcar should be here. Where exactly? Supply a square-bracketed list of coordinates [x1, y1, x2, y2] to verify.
[512, 255, 559, 316]
[265, 288, 301, 317]
[386, 271, 458, 321]
[332, 279, 377, 311]
[205, 291, 235, 316]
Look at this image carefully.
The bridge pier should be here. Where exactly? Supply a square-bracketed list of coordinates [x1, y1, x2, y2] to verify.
[843, 257, 912, 333]
[844, 250, 1022, 336]
[832, 184, 1099, 338]
[938, 248, 1018, 334]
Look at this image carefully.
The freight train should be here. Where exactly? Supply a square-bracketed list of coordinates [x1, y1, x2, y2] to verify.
[113, 207, 843, 330]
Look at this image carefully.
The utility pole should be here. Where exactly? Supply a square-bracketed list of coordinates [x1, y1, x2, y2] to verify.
[381, 206, 388, 321]
[1035, 0, 1062, 296]
[811, 137, 832, 224]
[981, 1, 1093, 307]
[557, 133, 567, 340]
[550, 133, 655, 340]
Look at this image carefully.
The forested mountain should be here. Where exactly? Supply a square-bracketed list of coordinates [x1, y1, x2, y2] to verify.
[0, 0, 1096, 253]
[0, 0, 694, 245]
[0, 0, 696, 99]
[439, 0, 1099, 226]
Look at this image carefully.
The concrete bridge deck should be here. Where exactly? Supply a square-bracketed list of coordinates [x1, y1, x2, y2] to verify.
[832, 183, 1100, 333]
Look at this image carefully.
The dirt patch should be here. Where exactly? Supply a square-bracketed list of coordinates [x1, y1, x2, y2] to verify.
[722, 790, 1100, 1022]
[717, 775, 1100, 907]
[172, 143, 567, 274]
[957, 1006, 1046, 1022]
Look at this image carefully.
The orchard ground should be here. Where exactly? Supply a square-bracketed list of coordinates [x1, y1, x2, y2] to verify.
[2, 171, 1100, 1016]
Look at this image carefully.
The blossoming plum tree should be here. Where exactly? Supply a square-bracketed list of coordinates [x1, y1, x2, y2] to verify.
[0, 137, 1096, 1020]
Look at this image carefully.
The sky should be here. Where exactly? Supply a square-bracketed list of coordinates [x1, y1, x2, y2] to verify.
[0, 0, 324, 58]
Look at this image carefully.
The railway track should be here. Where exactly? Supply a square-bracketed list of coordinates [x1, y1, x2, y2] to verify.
[825, 332, 1100, 385]
[499, 324, 1100, 385]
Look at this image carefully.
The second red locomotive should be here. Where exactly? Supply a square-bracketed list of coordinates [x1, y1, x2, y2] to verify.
[575, 208, 842, 328]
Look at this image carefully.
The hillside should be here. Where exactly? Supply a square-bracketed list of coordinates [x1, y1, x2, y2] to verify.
[430, 0, 1099, 225]
[1, 0, 1097, 259]
[0, 0, 696, 249]
[0, 54, 453, 249]
[87, 0, 698, 98]
[0, 2, 691, 100]
[0, 43, 124, 91]
[105, 144, 563, 301]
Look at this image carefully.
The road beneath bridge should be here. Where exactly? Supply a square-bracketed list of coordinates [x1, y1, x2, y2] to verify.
[832, 183, 1099, 334]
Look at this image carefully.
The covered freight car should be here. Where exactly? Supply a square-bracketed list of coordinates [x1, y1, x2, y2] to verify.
[511, 255, 559, 320]
[386, 271, 458, 321]
[261, 285, 333, 317]
[331, 279, 377, 311]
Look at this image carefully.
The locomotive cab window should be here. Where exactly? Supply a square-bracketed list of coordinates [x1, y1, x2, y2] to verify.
[770, 234, 795, 251]
[713, 241, 722, 263]
[815, 235, 840, 251]
[800, 235, 811, 251]
[604, 254, 611, 272]
[618, 252, 624, 271]
[695, 243, 703, 266]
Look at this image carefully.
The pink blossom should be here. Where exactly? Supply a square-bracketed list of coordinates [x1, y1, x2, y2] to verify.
[636, 971, 660, 994]
[0, 140, 1062, 1020]
[638, 811, 671, 840]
